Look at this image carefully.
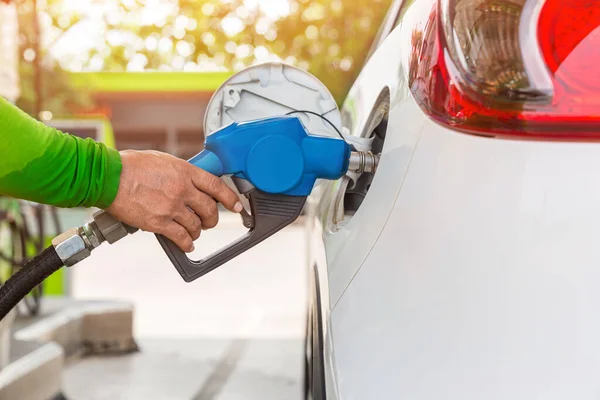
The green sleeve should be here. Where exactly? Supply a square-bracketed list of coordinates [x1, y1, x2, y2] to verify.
[0, 97, 122, 209]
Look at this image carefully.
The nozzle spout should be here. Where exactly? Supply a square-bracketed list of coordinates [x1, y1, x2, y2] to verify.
[348, 151, 380, 174]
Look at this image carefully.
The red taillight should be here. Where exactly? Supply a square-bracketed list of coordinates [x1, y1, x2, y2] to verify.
[409, 0, 600, 139]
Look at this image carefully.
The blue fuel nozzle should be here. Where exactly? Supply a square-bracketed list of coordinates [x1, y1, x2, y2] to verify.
[188, 116, 351, 196]
[157, 115, 356, 283]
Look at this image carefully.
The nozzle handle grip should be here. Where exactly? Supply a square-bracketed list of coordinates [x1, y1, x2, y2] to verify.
[155, 191, 306, 282]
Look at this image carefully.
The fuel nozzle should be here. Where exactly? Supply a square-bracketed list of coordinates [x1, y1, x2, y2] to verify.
[348, 151, 380, 174]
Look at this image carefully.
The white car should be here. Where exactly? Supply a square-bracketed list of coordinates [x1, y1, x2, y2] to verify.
[303, 0, 600, 399]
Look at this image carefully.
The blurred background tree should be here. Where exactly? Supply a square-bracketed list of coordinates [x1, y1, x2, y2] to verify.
[272, 0, 392, 102]
[17, 0, 392, 115]
[15, 0, 93, 116]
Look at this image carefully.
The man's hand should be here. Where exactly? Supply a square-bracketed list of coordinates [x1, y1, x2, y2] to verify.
[106, 150, 243, 252]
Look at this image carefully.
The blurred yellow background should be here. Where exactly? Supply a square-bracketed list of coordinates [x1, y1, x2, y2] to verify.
[13, 0, 392, 116]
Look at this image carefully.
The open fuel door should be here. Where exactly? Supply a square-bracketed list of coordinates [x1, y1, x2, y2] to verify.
[204, 63, 342, 138]
[204, 62, 345, 213]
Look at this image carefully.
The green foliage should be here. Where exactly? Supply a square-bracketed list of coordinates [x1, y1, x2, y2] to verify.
[17, 55, 93, 116]
[15, 0, 92, 116]
[274, 0, 392, 102]
[19, 0, 392, 112]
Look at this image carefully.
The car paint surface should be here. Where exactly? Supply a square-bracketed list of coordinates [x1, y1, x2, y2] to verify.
[307, 0, 600, 398]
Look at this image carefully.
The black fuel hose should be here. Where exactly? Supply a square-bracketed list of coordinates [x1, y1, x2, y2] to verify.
[0, 245, 63, 321]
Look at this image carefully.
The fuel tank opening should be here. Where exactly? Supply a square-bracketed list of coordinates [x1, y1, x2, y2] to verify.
[342, 102, 388, 216]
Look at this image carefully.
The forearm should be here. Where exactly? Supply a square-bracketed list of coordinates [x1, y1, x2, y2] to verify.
[0, 97, 122, 208]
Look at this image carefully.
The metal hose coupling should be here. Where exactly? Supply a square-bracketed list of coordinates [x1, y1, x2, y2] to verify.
[348, 151, 380, 174]
[52, 211, 138, 267]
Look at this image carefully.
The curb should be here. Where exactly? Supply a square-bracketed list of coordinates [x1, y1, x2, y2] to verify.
[15, 300, 138, 360]
[0, 299, 137, 400]
[0, 341, 63, 400]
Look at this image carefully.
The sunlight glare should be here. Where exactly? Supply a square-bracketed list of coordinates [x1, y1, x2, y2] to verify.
[244, 0, 290, 20]
[221, 14, 245, 37]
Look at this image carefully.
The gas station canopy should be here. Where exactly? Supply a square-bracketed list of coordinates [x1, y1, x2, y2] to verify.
[69, 71, 234, 97]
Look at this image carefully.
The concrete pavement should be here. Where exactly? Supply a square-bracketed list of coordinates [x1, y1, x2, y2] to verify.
[63, 338, 303, 400]
[63, 213, 308, 399]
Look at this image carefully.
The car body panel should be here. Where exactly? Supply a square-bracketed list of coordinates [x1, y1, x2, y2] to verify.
[306, 1, 424, 398]
[305, 214, 339, 399]
[331, 110, 600, 399]
[325, 94, 424, 308]
[316, 23, 425, 309]
[307, 0, 600, 398]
